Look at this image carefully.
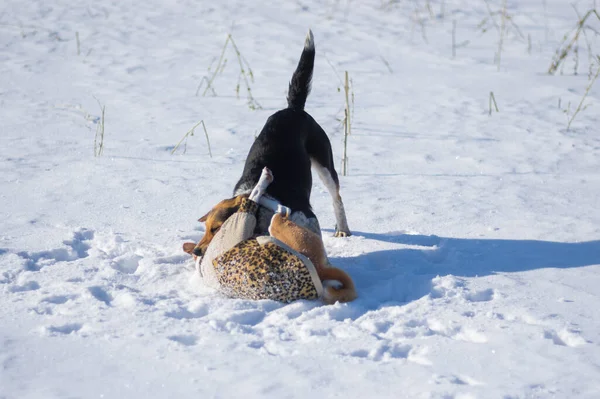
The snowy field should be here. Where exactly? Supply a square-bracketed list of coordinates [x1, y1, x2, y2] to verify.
[2, 0, 600, 397]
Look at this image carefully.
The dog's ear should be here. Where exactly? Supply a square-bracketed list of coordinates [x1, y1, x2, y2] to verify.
[198, 212, 210, 223]
[233, 195, 247, 207]
[183, 242, 196, 254]
[198, 194, 248, 224]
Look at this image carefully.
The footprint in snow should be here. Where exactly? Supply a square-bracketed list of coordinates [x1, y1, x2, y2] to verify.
[41, 294, 78, 304]
[168, 335, 198, 346]
[429, 276, 496, 303]
[44, 323, 84, 336]
[155, 254, 189, 264]
[165, 304, 209, 320]
[349, 343, 412, 362]
[87, 286, 112, 306]
[454, 326, 488, 343]
[8, 281, 40, 293]
[465, 288, 495, 302]
[543, 328, 587, 347]
[430, 373, 483, 386]
[427, 319, 488, 343]
[17, 228, 95, 271]
[247, 340, 264, 349]
[110, 254, 142, 274]
[226, 309, 266, 326]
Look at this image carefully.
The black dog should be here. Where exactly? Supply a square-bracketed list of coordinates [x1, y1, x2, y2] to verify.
[233, 30, 350, 234]
[191, 30, 350, 258]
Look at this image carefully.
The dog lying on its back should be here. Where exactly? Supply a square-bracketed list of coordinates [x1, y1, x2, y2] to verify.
[183, 209, 357, 304]
[268, 212, 356, 303]
[191, 30, 351, 258]
[184, 167, 356, 304]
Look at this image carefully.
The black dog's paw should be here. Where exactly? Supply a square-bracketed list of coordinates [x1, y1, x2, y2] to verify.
[334, 226, 351, 238]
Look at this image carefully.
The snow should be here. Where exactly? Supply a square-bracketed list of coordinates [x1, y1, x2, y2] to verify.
[1, 0, 600, 397]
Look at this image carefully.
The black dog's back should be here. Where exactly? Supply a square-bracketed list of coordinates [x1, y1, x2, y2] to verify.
[233, 30, 338, 216]
[234, 109, 318, 214]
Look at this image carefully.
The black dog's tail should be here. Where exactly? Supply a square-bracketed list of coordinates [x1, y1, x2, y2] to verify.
[287, 30, 315, 110]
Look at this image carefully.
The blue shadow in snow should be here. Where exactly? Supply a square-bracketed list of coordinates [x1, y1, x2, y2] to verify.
[325, 230, 600, 310]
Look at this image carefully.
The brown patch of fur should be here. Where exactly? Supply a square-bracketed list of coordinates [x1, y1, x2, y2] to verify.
[183, 242, 196, 256]
[269, 213, 357, 304]
[193, 195, 248, 256]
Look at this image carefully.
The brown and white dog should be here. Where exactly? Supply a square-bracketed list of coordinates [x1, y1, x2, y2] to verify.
[188, 29, 351, 259]
[183, 166, 356, 304]
[183, 211, 356, 303]
[267, 213, 356, 303]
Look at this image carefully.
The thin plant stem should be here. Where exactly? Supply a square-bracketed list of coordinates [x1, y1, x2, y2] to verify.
[341, 71, 351, 176]
[497, 0, 507, 71]
[489, 91, 499, 115]
[93, 97, 105, 157]
[567, 65, 600, 130]
[171, 120, 212, 157]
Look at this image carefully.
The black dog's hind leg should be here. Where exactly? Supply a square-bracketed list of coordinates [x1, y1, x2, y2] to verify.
[307, 123, 351, 237]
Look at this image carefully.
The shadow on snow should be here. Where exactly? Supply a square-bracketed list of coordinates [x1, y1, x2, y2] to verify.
[326, 230, 600, 311]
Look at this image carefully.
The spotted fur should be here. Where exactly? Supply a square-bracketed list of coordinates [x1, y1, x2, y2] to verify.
[213, 239, 319, 302]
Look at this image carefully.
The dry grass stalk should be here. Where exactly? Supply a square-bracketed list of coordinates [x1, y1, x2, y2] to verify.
[195, 34, 262, 110]
[195, 76, 216, 96]
[571, 5, 598, 77]
[489, 91, 499, 115]
[481, 0, 500, 33]
[171, 120, 212, 156]
[341, 71, 351, 176]
[452, 20, 457, 58]
[479, 0, 525, 67]
[543, 0, 549, 43]
[324, 53, 343, 85]
[497, 0, 508, 71]
[76, 31, 80, 56]
[380, 55, 393, 73]
[350, 77, 355, 121]
[451, 20, 470, 58]
[228, 35, 261, 110]
[559, 98, 571, 125]
[197, 35, 230, 97]
[548, 9, 600, 75]
[411, 3, 429, 44]
[93, 98, 105, 157]
[425, 0, 434, 19]
[567, 61, 600, 130]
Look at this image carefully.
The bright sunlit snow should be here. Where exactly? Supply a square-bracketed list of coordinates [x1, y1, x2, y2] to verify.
[1, 0, 600, 398]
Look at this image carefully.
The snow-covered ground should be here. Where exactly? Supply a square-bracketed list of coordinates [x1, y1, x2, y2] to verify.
[2, 0, 600, 397]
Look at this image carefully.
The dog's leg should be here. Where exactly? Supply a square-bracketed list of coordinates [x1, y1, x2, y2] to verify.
[269, 213, 326, 263]
[306, 120, 351, 237]
[269, 213, 356, 303]
[312, 161, 351, 237]
[249, 167, 273, 202]
[258, 196, 291, 217]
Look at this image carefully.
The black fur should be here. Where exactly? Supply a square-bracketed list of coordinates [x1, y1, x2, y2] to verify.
[233, 31, 340, 219]
[287, 35, 314, 110]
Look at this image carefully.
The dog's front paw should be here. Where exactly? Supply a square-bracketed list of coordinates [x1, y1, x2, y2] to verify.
[334, 230, 351, 238]
[250, 167, 274, 202]
[261, 167, 274, 184]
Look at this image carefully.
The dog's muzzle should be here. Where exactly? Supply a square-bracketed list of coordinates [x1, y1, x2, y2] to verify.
[192, 247, 204, 257]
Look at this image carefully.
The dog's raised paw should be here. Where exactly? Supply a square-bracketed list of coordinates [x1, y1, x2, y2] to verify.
[261, 167, 274, 183]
